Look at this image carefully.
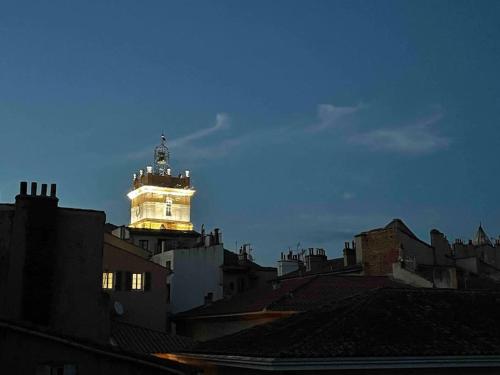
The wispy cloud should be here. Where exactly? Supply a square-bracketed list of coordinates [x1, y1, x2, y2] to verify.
[350, 111, 450, 154]
[307, 103, 363, 132]
[126, 113, 230, 161]
[342, 191, 355, 200]
[170, 113, 230, 148]
[125, 104, 449, 164]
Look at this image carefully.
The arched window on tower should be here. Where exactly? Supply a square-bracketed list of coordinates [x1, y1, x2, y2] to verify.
[166, 198, 172, 217]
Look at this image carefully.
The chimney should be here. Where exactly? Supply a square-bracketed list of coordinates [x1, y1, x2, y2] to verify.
[214, 228, 221, 245]
[50, 184, 57, 198]
[40, 184, 47, 196]
[13, 180, 59, 326]
[305, 248, 328, 272]
[343, 243, 357, 267]
[20, 181, 28, 195]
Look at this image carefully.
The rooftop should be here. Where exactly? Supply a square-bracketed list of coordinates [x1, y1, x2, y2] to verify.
[191, 289, 500, 358]
[111, 320, 196, 355]
[176, 274, 407, 319]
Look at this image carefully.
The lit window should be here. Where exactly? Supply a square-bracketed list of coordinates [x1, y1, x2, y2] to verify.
[102, 272, 113, 290]
[132, 273, 143, 290]
[166, 198, 172, 216]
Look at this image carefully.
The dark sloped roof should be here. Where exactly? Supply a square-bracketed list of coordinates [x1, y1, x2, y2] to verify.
[191, 289, 500, 358]
[269, 275, 405, 311]
[277, 259, 359, 280]
[0, 318, 196, 374]
[223, 249, 277, 272]
[111, 320, 196, 354]
[176, 275, 407, 318]
[176, 277, 312, 318]
[357, 218, 431, 247]
[473, 224, 493, 246]
[104, 222, 118, 233]
[385, 218, 418, 239]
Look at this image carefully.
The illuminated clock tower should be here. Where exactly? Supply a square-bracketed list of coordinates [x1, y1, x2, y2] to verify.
[127, 135, 195, 231]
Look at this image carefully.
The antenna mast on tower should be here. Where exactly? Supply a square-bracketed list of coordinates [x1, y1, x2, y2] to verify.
[154, 134, 170, 175]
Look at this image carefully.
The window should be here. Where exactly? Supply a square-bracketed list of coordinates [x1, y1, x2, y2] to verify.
[102, 272, 113, 290]
[166, 260, 172, 270]
[156, 239, 167, 254]
[166, 283, 171, 303]
[139, 240, 149, 250]
[165, 198, 172, 216]
[132, 273, 143, 290]
[237, 278, 246, 293]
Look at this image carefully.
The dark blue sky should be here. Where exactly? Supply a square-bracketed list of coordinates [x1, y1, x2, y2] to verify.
[1, 1, 499, 265]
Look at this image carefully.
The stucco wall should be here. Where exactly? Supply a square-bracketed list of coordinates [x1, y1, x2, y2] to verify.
[51, 208, 110, 343]
[152, 244, 224, 314]
[103, 240, 168, 331]
[398, 231, 435, 266]
[0, 196, 109, 344]
[392, 263, 433, 288]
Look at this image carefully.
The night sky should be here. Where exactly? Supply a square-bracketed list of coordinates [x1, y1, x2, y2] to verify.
[1, 1, 499, 265]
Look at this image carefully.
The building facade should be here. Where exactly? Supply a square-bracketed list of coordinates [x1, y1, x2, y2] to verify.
[102, 232, 169, 331]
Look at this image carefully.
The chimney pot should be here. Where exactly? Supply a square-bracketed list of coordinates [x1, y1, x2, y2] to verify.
[20, 181, 28, 195]
[30, 182, 37, 196]
[41, 184, 48, 196]
[50, 184, 57, 197]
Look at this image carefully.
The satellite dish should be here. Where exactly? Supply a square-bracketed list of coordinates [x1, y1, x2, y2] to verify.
[114, 301, 124, 316]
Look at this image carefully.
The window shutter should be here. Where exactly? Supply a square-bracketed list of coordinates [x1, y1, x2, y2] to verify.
[144, 272, 152, 291]
[125, 272, 132, 291]
[115, 271, 122, 291]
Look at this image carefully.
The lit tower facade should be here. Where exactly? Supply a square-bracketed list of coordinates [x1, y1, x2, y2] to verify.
[127, 135, 195, 231]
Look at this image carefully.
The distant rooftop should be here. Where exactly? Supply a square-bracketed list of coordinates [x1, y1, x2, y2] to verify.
[175, 274, 407, 319]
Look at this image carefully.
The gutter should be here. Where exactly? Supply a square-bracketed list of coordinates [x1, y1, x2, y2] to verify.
[176, 310, 296, 321]
[161, 353, 500, 371]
